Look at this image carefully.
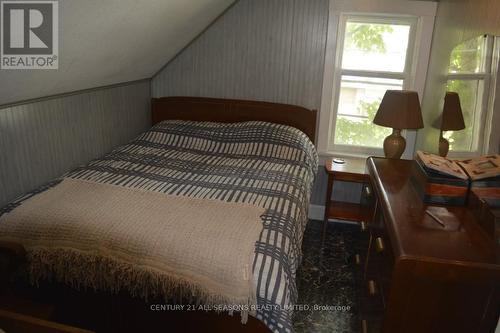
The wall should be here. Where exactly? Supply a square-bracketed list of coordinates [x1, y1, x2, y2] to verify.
[0, 0, 234, 106]
[152, 0, 328, 110]
[152, 0, 363, 207]
[417, 0, 500, 154]
[0, 81, 151, 207]
[489, 54, 500, 153]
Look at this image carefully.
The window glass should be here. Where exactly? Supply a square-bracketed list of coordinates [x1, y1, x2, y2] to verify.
[334, 76, 403, 147]
[445, 35, 496, 154]
[342, 21, 411, 72]
[445, 79, 484, 151]
[331, 17, 412, 150]
[448, 36, 488, 74]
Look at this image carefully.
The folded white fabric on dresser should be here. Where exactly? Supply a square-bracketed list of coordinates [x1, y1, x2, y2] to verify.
[0, 178, 265, 322]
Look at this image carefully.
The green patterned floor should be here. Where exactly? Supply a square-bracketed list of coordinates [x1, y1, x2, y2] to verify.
[293, 220, 360, 333]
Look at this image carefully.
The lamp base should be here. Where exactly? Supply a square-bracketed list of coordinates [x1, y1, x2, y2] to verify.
[439, 136, 449, 157]
[383, 129, 406, 159]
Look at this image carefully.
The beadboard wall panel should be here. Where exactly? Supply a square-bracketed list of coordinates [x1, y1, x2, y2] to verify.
[152, 0, 329, 110]
[491, 62, 500, 153]
[0, 81, 151, 207]
[152, 0, 345, 205]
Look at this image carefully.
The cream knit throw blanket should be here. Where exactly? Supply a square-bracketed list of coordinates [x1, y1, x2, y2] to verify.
[0, 178, 265, 322]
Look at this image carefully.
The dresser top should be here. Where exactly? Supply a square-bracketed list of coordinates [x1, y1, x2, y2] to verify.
[367, 157, 499, 268]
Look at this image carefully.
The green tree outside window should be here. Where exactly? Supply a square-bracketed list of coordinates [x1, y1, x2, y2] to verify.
[445, 36, 487, 151]
[334, 22, 395, 147]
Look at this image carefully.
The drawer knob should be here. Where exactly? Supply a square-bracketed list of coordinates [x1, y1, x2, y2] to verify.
[364, 186, 372, 198]
[354, 254, 361, 265]
[375, 237, 385, 253]
[368, 280, 377, 296]
[360, 221, 367, 232]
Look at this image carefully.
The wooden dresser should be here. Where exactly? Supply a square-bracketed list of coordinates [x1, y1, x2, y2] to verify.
[359, 157, 500, 333]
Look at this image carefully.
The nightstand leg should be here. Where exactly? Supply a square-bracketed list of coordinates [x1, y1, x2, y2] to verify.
[321, 174, 334, 246]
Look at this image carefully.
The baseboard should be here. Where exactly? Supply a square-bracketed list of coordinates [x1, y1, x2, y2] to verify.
[308, 204, 359, 225]
[308, 204, 325, 221]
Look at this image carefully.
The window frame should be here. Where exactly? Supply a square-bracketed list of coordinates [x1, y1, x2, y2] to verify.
[331, 15, 417, 154]
[446, 35, 497, 157]
[318, 0, 437, 159]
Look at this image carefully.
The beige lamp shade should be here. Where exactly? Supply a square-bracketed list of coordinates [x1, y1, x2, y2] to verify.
[441, 92, 465, 131]
[373, 90, 424, 129]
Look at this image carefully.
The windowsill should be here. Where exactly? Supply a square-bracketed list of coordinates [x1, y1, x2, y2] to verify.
[319, 150, 372, 159]
[318, 143, 385, 159]
[319, 149, 485, 162]
[317, 150, 384, 163]
[317, 149, 417, 162]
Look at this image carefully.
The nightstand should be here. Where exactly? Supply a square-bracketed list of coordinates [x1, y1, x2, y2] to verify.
[321, 157, 369, 244]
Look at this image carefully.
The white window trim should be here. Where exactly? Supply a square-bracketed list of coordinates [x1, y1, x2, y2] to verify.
[330, 14, 417, 156]
[447, 35, 498, 158]
[318, 0, 437, 159]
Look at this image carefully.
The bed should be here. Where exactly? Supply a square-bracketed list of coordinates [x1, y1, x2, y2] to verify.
[0, 96, 318, 333]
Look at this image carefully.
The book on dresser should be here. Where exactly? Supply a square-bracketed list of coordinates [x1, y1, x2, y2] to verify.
[415, 151, 469, 179]
[413, 151, 500, 206]
[416, 150, 500, 180]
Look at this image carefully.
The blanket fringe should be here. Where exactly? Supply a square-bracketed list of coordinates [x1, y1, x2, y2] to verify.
[24, 247, 255, 324]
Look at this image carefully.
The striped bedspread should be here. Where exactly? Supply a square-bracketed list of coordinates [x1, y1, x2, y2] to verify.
[1, 120, 318, 333]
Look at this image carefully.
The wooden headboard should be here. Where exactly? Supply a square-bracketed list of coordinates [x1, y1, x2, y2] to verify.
[151, 96, 317, 143]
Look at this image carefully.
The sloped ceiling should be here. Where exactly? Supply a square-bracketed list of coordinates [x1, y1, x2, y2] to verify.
[0, 0, 234, 106]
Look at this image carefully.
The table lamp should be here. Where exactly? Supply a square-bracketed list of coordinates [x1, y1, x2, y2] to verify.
[438, 92, 465, 157]
[373, 90, 424, 159]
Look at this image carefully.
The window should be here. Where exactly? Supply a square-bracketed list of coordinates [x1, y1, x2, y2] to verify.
[318, 0, 436, 157]
[332, 16, 416, 150]
[445, 35, 498, 155]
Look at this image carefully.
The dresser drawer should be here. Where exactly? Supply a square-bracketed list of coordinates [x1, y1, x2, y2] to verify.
[355, 220, 370, 265]
[358, 180, 394, 332]
[359, 213, 396, 332]
[373, 233, 394, 309]
[359, 276, 384, 333]
[356, 181, 377, 271]
[359, 271, 385, 333]
[365, 215, 395, 274]
[361, 318, 383, 333]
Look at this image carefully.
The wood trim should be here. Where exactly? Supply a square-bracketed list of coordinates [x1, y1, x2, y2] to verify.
[151, 96, 317, 144]
[0, 79, 150, 110]
[0, 241, 26, 287]
[0, 309, 94, 333]
[0, 241, 26, 259]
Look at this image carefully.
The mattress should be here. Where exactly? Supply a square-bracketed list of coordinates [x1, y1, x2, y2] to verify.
[0, 120, 318, 333]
